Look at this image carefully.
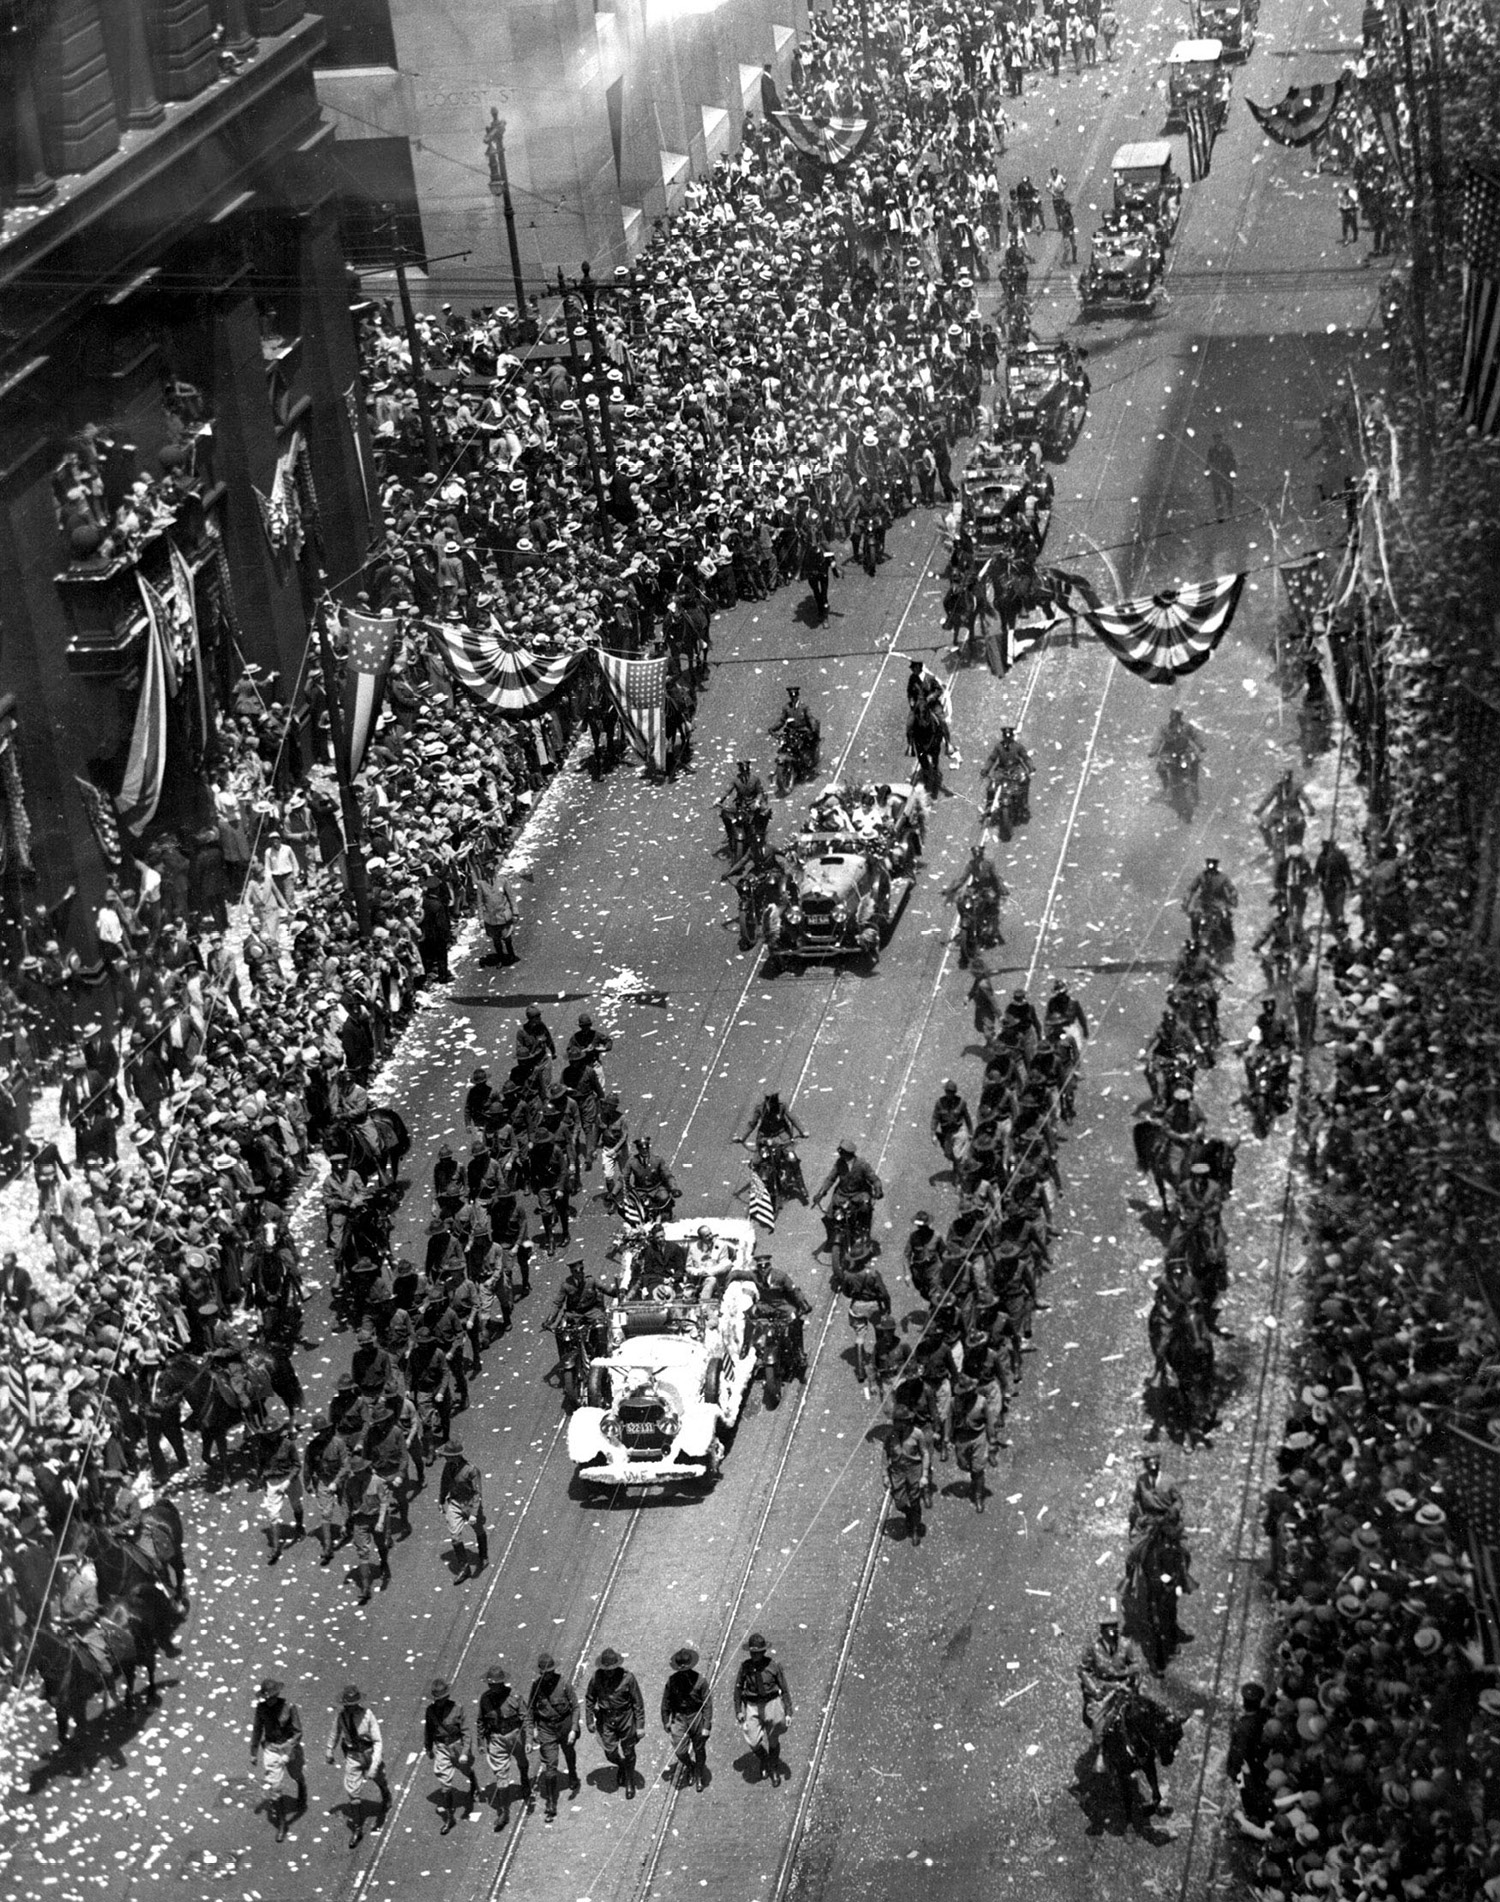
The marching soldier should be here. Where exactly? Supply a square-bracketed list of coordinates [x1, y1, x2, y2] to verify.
[249, 1674, 307, 1843]
[733, 1632, 793, 1784]
[660, 1643, 714, 1791]
[585, 1646, 645, 1799]
[424, 1675, 480, 1833]
[325, 1683, 392, 1847]
[436, 1438, 488, 1579]
[339, 1454, 392, 1607]
[477, 1660, 534, 1830]
[526, 1650, 581, 1823]
[259, 1418, 305, 1566]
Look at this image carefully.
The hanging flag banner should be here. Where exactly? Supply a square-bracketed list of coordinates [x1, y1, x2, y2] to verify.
[1186, 103, 1215, 182]
[1081, 573, 1246, 683]
[597, 650, 667, 772]
[342, 609, 399, 777]
[430, 620, 585, 718]
[1460, 162, 1500, 437]
[760, 70, 876, 173]
[169, 543, 209, 746]
[1279, 551, 1330, 636]
[1245, 78, 1347, 146]
[75, 776, 124, 872]
[118, 576, 177, 835]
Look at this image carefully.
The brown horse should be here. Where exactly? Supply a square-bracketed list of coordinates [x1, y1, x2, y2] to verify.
[85, 1499, 187, 1605]
[154, 1347, 303, 1484]
[27, 1582, 182, 1747]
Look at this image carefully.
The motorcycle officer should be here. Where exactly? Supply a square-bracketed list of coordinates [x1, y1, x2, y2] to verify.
[1150, 707, 1204, 783]
[981, 727, 1033, 820]
[623, 1135, 679, 1216]
[811, 1139, 884, 1257]
[768, 687, 820, 773]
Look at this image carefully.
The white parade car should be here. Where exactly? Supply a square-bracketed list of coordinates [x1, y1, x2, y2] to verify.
[565, 1217, 760, 1488]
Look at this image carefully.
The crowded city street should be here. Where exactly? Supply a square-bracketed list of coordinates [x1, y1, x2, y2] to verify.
[4, 0, 1498, 1897]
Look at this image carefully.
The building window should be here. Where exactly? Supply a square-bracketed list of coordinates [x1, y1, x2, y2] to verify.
[315, 0, 399, 68]
[334, 137, 426, 271]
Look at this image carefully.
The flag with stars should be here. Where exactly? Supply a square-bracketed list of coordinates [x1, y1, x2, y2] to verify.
[1461, 163, 1500, 436]
[1445, 1420, 1500, 1664]
[597, 650, 667, 773]
[342, 609, 399, 778]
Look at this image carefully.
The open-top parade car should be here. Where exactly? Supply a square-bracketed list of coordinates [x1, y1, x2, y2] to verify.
[566, 1217, 761, 1487]
[772, 781, 926, 964]
[1166, 39, 1232, 130]
[995, 342, 1088, 459]
[960, 440, 1052, 553]
[1110, 141, 1184, 239]
[1194, 0, 1254, 58]
[1080, 219, 1166, 317]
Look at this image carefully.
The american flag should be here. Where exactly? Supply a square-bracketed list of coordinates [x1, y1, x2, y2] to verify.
[597, 651, 667, 773]
[0, 1327, 35, 1452]
[342, 608, 399, 778]
[1445, 1420, 1500, 1663]
[1461, 163, 1500, 436]
[1280, 552, 1329, 637]
[618, 1188, 649, 1229]
[745, 1167, 777, 1232]
[1186, 105, 1214, 184]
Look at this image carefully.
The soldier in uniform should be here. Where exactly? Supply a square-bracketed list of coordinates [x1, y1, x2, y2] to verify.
[325, 1683, 391, 1846]
[424, 1675, 480, 1832]
[477, 1660, 534, 1830]
[259, 1418, 305, 1565]
[1078, 1604, 1147, 1757]
[885, 1416, 933, 1545]
[339, 1454, 392, 1606]
[660, 1643, 714, 1791]
[436, 1437, 487, 1579]
[585, 1646, 645, 1798]
[733, 1632, 793, 1783]
[526, 1650, 581, 1822]
[249, 1674, 307, 1842]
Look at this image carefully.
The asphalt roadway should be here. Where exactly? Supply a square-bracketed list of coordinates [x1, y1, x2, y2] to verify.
[0, 0, 1386, 1898]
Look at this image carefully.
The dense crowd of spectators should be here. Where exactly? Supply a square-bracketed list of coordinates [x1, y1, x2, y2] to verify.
[0, 0, 1109, 1662]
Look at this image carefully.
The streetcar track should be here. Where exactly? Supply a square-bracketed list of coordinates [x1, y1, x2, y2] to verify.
[433, 518, 949, 1899]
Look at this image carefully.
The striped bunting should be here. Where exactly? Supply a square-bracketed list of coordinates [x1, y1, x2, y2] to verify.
[760, 70, 876, 174]
[430, 620, 586, 718]
[1081, 573, 1245, 684]
[1245, 78, 1347, 148]
[746, 1168, 777, 1232]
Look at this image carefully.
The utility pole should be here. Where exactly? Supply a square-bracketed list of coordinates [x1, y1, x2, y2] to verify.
[314, 588, 373, 941]
[1395, 0, 1434, 482]
[560, 312, 613, 555]
[1421, 0, 1447, 277]
[386, 208, 439, 470]
[857, 0, 872, 85]
[576, 261, 618, 474]
[484, 111, 530, 323]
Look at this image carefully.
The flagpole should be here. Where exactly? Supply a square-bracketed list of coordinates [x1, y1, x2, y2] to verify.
[315, 585, 373, 941]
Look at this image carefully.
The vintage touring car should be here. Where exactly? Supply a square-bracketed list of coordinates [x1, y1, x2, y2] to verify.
[960, 440, 1052, 555]
[1166, 39, 1232, 130]
[1110, 141, 1184, 239]
[995, 342, 1088, 459]
[566, 1217, 761, 1487]
[772, 781, 925, 964]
